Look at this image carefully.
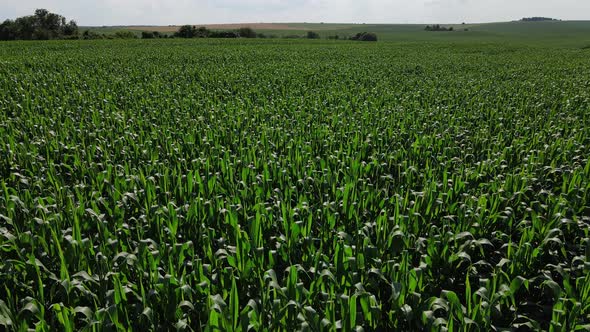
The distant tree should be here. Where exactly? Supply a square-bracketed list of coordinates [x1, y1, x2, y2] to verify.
[237, 27, 257, 38]
[142, 31, 155, 39]
[425, 24, 452, 32]
[0, 20, 16, 40]
[13, 15, 37, 40]
[0, 9, 78, 40]
[195, 26, 210, 38]
[209, 30, 239, 38]
[171, 26, 268, 39]
[307, 31, 320, 39]
[33, 9, 58, 39]
[63, 20, 79, 38]
[82, 30, 104, 40]
[362, 32, 377, 41]
[350, 32, 377, 41]
[521, 17, 559, 22]
[175, 25, 196, 38]
[114, 31, 137, 39]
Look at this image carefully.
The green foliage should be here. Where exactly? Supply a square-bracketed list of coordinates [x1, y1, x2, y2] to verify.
[0, 8, 78, 40]
[0, 38, 589, 331]
[81, 29, 104, 40]
[237, 27, 257, 38]
[174, 25, 243, 39]
[82, 21, 590, 46]
[209, 30, 239, 38]
[425, 24, 453, 31]
[114, 31, 137, 39]
[140, 31, 166, 39]
[521, 17, 560, 22]
[141, 31, 155, 39]
[174, 25, 197, 38]
[350, 32, 378, 41]
[306, 31, 320, 39]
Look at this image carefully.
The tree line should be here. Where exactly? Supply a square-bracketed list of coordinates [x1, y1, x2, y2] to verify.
[520, 17, 560, 22]
[425, 25, 454, 32]
[0, 9, 78, 40]
[0, 10, 378, 42]
[172, 25, 377, 41]
[173, 25, 258, 38]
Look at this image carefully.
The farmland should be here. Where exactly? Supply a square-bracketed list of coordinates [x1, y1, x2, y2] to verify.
[1, 37, 590, 330]
[87, 20, 590, 46]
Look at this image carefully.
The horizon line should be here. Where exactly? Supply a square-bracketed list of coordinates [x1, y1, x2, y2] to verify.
[79, 19, 590, 28]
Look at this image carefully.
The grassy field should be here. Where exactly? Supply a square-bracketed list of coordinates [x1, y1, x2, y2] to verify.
[85, 21, 590, 47]
[1, 34, 590, 331]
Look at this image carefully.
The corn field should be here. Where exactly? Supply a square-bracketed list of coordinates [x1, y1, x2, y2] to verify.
[1, 39, 590, 331]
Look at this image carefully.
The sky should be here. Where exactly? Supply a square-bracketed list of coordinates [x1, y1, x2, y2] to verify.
[1, 0, 588, 26]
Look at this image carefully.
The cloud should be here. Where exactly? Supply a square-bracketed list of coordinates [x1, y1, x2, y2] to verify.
[426, 0, 590, 23]
[0, 0, 588, 26]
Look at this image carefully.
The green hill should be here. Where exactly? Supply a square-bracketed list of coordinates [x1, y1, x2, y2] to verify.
[83, 21, 590, 47]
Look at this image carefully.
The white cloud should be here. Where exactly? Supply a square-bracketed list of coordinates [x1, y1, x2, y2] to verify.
[0, 0, 588, 26]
